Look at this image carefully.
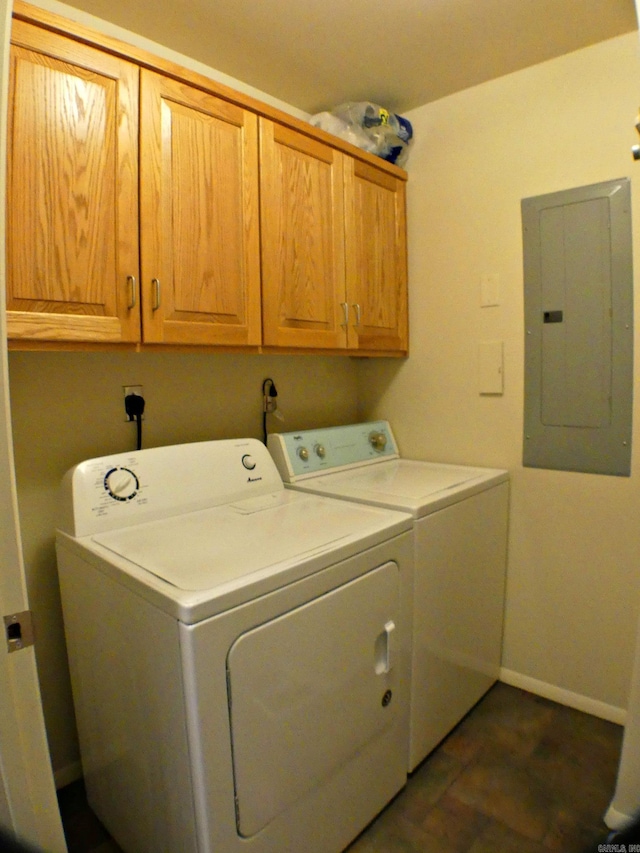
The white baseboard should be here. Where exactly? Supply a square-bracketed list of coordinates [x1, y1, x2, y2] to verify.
[499, 667, 626, 725]
[53, 759, 83, 790]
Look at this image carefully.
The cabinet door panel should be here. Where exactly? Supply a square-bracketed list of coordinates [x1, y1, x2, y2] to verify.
[140, 71, 261, 346]
[260, 120, 347, 349]
[345, 160, 408, 354]
[7, 22, 140, 343]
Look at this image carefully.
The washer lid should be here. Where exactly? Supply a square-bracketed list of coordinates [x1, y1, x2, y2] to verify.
[92, 490, 409, 592]
[290, 459, 509, 517]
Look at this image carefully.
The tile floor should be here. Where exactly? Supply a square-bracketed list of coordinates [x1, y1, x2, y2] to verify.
[58, 683, 623, 853]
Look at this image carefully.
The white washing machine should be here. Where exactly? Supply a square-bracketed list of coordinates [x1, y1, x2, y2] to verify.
[55, 438, 414, 853]
[268, 421, 510, 771]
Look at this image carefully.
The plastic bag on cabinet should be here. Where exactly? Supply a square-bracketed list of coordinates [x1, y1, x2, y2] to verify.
[310, 101, 413, 167]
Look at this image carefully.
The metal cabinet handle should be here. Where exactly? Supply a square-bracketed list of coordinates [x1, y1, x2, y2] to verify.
[126, 275, 137, 310]
[352, 303, 362, 326]
[152, 278, 161, 312]
[340, 302, 349, 327]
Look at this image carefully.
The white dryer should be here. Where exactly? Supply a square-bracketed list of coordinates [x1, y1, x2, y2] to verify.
[268, 421, 510, 771]
[55, 438, 414, 853]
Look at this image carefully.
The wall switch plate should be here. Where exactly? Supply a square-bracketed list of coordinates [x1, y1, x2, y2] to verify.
[478, 341, 504, 394]
[480, 273, 500, 307]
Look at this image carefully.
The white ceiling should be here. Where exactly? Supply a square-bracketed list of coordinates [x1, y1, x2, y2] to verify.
[64, 0, 638, 115]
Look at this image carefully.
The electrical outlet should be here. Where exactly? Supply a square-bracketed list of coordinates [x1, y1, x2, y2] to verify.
[123, 385, 144, 421]
[262, 378, 278, 413]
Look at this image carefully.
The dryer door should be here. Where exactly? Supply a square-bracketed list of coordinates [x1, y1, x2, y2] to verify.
[227, 560, 400, 837]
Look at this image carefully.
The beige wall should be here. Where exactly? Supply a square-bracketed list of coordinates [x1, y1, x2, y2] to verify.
[358, 32, 640, 715]
[9, 351, 359, 780]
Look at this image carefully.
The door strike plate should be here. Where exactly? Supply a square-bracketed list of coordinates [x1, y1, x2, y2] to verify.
[4, 610, 35, 653]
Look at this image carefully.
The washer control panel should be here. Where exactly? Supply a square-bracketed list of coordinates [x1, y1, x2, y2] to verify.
[267, 421, 399, 482]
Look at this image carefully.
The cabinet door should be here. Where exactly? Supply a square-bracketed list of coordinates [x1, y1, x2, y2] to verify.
[7, 21, 140, 343]
[344, 159, 408, 354]
[260, 119, 348, 349]
[140, 70, 261, 346]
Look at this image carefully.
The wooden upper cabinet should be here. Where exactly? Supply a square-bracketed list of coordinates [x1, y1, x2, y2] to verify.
[139, 70, 261, 346]
[6, 20, 140, 343]
[7, 5, 407, 354]
[344, 159, 408, 354]
[260, 118, 408, 354]
[260, 119, 348, 349]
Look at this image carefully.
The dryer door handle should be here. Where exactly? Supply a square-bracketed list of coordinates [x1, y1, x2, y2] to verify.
[375, 620, 396, 675]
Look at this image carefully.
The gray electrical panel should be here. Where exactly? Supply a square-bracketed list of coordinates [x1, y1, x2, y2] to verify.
[522, 178, 633, 476]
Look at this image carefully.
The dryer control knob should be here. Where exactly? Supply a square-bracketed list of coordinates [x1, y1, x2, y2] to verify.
[369, 431, 387, 452]
[314, 444, 326, 459]
[242, 454, 256, 470]
[104, 466, 139, 501]
[297, 447, 309, 461]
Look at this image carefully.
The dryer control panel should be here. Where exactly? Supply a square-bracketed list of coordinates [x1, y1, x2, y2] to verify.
[268, 422, 399, 482]
[58, 438, 284, 538]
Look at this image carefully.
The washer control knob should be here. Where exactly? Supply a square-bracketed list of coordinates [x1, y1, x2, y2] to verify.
[242, 454, 256, 470]
[314, 444, 326, 459]
[369, 431, 387, 452]
[297, 447, 309, 461]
